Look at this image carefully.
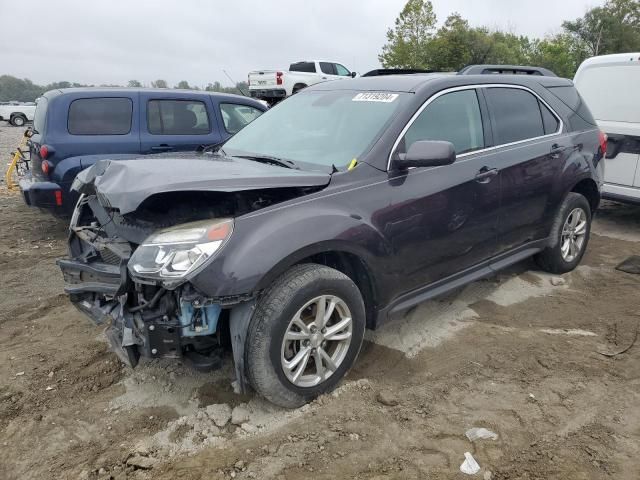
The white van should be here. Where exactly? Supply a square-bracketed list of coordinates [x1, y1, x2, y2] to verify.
[574, 53, 640, 204]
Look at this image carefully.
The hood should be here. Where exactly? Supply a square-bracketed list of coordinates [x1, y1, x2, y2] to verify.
[73, 154, 331, 214]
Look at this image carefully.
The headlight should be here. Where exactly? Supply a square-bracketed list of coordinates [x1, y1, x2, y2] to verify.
[128, 218, 233, 284]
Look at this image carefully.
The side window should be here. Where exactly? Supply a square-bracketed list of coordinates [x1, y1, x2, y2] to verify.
[485, 88, 545, 144]
[220, 103, 263, 135]
[540, 101, 560, 135]
[335, 64, 351, 77]
[147, 100, 210, 135]
[289, 62, 316, 73]
[319, 62, 335, 75]
[68, 97, 132, 135]
[403, 89, 484, 155]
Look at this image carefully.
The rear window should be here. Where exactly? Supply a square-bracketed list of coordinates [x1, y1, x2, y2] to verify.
[68, 98, 133, 135]
[289, 62, 316, 73]
[485, 88, 545, 144]
[547, 86, 597, 125]
[147, 99, 210, 135]
[33, 97, 48, 133]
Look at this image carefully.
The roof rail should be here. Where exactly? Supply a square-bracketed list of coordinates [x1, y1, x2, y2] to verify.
[362, 68, 436, 77]
[458, 65, 557, 77]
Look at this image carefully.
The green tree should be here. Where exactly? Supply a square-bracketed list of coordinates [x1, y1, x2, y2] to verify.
[379, 0, 437, 68]
[563, 0, 640, 59]
[151, 79, 168, 88]
[127, 79, 142, 87]
[175, 80, 191, 89]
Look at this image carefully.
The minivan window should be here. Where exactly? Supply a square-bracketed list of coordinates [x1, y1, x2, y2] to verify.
[289, 62, 316, 73]
[404, 89, 484, 155]
[68, 97, 133, 135]
[220, 103, 263, 134]
[33, 97, 48, 134]
[147, 100, 210, 135]
[485, 88, 544, 144]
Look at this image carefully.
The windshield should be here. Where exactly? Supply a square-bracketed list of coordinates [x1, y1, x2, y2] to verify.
[223, 90, 408, 169]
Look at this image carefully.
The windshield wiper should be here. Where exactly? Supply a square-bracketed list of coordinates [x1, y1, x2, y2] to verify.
[234, 154, 299, 170]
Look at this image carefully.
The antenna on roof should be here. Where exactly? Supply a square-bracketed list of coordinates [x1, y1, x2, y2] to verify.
[223, 70, 247, 96]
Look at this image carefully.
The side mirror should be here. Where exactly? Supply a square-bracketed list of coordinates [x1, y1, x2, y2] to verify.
[350, 71, 358, 78]
[392, 140, 456, 170]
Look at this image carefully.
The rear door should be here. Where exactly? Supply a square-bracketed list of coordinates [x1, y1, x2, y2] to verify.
[387, 87, 501, 290]
[139, 93, 222, 153]
[482, 86, 564, 252]
[575, 62, 640, 188]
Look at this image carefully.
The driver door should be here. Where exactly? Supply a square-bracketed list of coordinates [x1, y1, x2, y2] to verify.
[386, 88, 502, 292]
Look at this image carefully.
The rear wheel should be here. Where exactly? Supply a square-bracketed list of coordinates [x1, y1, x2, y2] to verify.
[10, 115, 26, 127]
[246, 264, 365, 408]
[535, 192, 592, 274]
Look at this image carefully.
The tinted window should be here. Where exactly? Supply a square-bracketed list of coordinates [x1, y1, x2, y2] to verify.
[147, 100, 210, 135]
[289, 62, 316, 73]
[540, 101, 560, 135]
[220, 103, 263, 134]
[33, 97, 48, 133]
[319, 62, 335, 75]
[404, 89, 484, 155]
[68, 98, 132, 135]
[335, 64, 351, 76]
[548, 85, 597, 125]
[485, 88, 544, 144]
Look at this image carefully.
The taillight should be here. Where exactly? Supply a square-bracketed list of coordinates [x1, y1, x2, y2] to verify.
[41, 160, 51, 175]
[276, 71, 283, 85]
[599, 131, 608, 156]
[39, 145, 49, 159]
[54, 190, 63, 206]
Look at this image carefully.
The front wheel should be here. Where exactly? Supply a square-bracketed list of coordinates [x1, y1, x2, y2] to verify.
[11, 115, 26, 127]
[246, 264, 365, 408]
[535, 192, 592, 274]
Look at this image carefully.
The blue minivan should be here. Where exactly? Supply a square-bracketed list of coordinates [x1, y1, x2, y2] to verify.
[20, 88, 266, 215]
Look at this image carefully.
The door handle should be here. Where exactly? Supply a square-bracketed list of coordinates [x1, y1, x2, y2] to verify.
[550, 143, 563, 159]
[475, 167, 498, 183]
[151, 144, 173, 152]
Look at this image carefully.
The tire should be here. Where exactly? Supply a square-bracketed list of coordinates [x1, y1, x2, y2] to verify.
[535, 192, 592, 274]
[246, 263, 366, 408]
[10, 115, 26, 127]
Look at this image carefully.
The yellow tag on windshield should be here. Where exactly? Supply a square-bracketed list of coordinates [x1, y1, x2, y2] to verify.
[348, 159, 358, 171]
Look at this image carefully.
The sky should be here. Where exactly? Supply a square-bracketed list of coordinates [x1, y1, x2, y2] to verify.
[0, 0, 603, 87]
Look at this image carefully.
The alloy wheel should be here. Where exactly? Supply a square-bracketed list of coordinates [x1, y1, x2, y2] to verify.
[281, 295, 353, 388]
[560, 207, 587, 262]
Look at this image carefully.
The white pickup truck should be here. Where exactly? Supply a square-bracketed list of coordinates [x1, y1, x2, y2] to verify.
[248, 60, 355, 105]
[0, 102, 36, 127]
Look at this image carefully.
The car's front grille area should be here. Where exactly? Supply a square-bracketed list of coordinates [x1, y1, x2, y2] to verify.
[98, 249, 122, 265]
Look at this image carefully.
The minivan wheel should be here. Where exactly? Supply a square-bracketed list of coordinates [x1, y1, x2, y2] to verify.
[535, 192, 592, 274]
[246, 264, 365, 408]
[10, 115, 26, 127]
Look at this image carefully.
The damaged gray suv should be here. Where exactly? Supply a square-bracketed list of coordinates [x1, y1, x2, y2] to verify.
[59, 72, 604, 407]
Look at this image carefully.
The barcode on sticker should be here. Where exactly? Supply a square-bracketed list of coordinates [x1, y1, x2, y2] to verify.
[352, 93, 398, 103]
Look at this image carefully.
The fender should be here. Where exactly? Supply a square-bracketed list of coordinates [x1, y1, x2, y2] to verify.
[189, 201, 392, 300]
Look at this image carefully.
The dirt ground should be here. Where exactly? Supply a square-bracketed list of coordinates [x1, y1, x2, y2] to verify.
[1, 126, 640, 480]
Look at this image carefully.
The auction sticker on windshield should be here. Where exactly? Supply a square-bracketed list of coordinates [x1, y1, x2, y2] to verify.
[352, 92, 399, 103]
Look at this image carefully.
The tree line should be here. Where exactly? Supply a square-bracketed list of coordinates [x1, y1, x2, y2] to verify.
[380, 0, 640, 78]
[0, 76, 249, 103]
